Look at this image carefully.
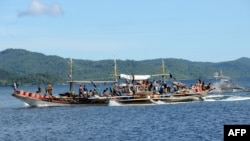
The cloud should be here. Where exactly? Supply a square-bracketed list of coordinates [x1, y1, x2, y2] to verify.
[18, 0, 64, 17]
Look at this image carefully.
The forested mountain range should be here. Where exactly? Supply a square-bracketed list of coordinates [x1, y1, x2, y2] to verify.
[0, 48, 250, 85]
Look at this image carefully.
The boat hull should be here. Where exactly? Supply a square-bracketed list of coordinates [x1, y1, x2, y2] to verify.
[12, 90, 109, 107]
[152, 96, 201, 103]
[110, 95, 154, 105]
[110, 93, 204, 105]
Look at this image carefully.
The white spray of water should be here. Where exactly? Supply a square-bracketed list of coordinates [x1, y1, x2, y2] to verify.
[206, 95, 225, 98]
[109, 100, 122, 106]
[23, 102, 30, 107]
[221, 96, 250, 102]
[204, 99, 216, 102]
[153, 100, 166, 105]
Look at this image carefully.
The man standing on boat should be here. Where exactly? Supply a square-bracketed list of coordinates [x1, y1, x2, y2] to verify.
[36, 84, 42, 93]
[79, 85, 83, 97]
[46, 83, 53, 96]
[131, 73, 135, 85]
[12, 81, 19, 92]
[13, 81, 17, 92]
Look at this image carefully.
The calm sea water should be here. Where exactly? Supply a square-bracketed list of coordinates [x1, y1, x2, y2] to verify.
[1, 79, 250, 141]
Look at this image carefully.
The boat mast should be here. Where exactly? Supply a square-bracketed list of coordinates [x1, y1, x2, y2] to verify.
[69, 58, 73, 92]
[114, 57, 118, 82]
[161, 59, 166, 83]
[70, 58, 73, 81]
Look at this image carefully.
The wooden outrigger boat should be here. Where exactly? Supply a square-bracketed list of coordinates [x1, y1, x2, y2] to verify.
[11, 59, 112, 107]
[109, 59, 208, 105]
[12, 58, 210, 107]
[12, 90, 109, 107]
[150, 91, 208, 103]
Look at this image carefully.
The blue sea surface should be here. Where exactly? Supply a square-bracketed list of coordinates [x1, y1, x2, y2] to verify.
[1, 79, 250, 141]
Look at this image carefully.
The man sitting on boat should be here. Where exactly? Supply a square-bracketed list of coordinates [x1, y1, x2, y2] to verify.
[112, 82, 122, 96]
[102, 88, 109, 97]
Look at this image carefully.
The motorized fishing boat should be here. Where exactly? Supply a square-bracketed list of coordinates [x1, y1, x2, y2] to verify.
[108, 73, 155, 105]
[110, 59, 207, 105]
[11, 78, 117, 107]
[11, 59, 113, 107]
[110, 74, 208, 105]
[12, 88, 109, 107]
[12, 58, 209, 107]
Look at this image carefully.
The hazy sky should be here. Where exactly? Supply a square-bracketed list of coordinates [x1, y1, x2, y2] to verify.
[1, 0, 250, 62]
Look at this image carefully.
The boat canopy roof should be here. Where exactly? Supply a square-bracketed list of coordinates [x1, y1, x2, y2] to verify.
[120, 74, 151, 80]
[66, 80, 115, 84]
[119, 73, 170, 81]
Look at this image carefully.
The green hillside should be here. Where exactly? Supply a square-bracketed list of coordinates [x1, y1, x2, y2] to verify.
[0, 48, 250, 85]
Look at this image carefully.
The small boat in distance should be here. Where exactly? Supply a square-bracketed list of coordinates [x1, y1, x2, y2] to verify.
[210, 70, 246, 93]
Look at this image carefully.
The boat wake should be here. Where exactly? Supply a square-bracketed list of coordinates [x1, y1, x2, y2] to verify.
[206, 95, 225, 98]
[109, 100, 122, 106]
[204, 98, 216, 102]
[221, 96, 250, 102]
[153, 100, 166, 105]
[205, 94, 250, 102]
[23, 102, 30, 107]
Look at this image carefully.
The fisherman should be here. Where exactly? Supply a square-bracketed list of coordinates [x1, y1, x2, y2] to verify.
[131, 73, 135, 84]
[46, 83, 53, 96]
[36, 84, 42, 93]
[194, 79, 202, 92]
[159, 85, 164, 94]
[148, 82, 153, 91]
[83, 85, 88, 92]
[166, 86, 171, 93]
[93, 88, 98, 96]
[13, 81, 18, 92]
[205, 83, 212, 90]
[102, 88, 109, 97]
[78, 85, 83, 97]
[113, 82, 121, 96]
[202, 82, 206, 91]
